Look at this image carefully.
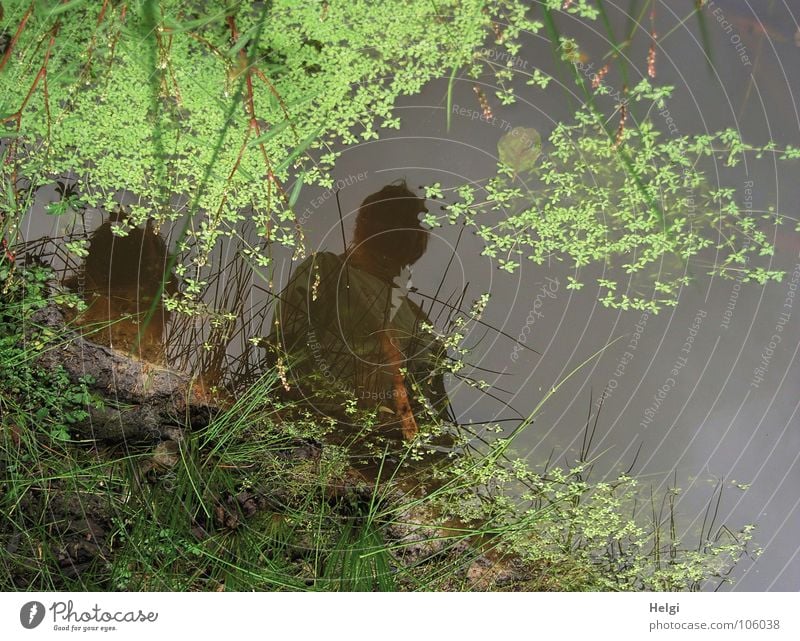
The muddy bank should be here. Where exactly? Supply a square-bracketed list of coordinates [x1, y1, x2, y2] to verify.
[3, 294, 540, 591]
[29, 296, 216, 443]
[3, 432, 532, 591]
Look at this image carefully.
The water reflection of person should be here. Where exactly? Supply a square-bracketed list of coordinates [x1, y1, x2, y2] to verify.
[270, 180, 451, 441]
[64, 212, 177, 364]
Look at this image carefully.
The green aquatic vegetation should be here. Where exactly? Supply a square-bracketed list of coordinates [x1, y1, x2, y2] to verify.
[437, 80, 789, 312]
[3, 2, 781, 317]
[0, 0, 540, 312]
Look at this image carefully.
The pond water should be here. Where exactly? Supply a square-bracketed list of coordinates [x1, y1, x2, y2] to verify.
[18, 0, 800, 590]
[277, 0, 800, 590]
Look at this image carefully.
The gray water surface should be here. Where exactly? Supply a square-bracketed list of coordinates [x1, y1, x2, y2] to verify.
[19, 0, 800, 590]
[283, 0, 800, 590]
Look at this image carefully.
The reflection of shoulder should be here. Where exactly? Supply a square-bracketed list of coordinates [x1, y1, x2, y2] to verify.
[310, 251, 343, 271]
[289, 251, 342, 281]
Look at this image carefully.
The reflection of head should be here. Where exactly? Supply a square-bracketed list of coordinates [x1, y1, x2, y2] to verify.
[353, 180, 429, 268]
[64, 216, 177, 364]
[84, 219, 175, 295]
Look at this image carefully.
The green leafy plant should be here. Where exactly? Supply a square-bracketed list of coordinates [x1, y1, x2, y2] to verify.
[0, 266, 96, 441]
[1, 0, 514, 309]
[436, 79, 788, 312]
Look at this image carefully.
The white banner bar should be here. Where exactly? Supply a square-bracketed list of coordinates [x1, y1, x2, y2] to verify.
[1, 592, 798, 640]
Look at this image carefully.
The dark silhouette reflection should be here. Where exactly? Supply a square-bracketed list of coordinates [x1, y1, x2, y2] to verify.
[64, 213, 177, 364]
[269, 181, 452, 443]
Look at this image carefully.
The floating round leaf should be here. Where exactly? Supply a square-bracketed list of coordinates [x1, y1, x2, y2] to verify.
[497, 126, 541, 173]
